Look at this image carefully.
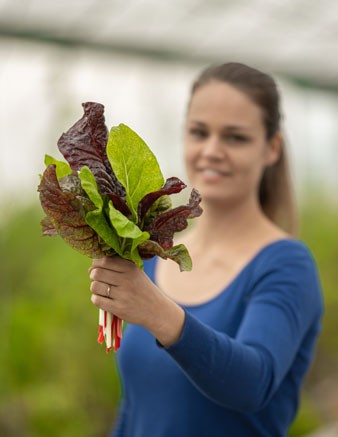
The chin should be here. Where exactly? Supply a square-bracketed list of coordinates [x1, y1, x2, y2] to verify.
[198, 189, 234, 204]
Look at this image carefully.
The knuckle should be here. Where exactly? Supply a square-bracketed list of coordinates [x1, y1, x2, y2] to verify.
[91, 294, 99, 306]
[89, 268, 97, 280]
[101, 256, 111, 268]
[129, 261, 138, 272]
[90, 281, 99, 294]
[93, 257, 109, 269]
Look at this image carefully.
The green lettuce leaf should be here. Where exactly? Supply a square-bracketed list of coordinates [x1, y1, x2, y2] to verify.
[78, 166, 122, 257]
[44, 154, 72, 179]
[108, 202, 150, 268]
[106, 124, 164, 221]
[79, 166, 150, 267]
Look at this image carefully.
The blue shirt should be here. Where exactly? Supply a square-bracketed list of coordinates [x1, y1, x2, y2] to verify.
[114, 239, 323, 436]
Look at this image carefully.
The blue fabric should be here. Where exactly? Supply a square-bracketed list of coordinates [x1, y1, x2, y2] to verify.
[113, 239, 323, 437]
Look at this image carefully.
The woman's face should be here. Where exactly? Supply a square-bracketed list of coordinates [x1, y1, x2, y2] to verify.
[184, 80, 280, 207]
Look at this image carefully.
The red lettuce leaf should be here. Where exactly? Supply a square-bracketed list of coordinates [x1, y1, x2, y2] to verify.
[107, 194, 132, 217]
[38, 164, 106, 258]
[138, 177, 186, 223]
[145, 188, 203, 250]
[139, 241, 192, 272]
[41, 216, 58, 236]
[57, 102, 126, 204]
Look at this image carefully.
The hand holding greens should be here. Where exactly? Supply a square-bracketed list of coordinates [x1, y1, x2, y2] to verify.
[38, 102, 202, 352]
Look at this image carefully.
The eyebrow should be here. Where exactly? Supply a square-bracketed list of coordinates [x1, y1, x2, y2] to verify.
[187, 120, 252, 131]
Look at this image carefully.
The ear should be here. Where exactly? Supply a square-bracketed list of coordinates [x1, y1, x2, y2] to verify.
[265, 131, 282, 166]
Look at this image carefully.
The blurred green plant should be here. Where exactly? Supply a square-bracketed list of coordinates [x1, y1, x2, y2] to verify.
[0, 205, 121, 436]
[0, 196, 337, 436]
[288, 196, 338, 436]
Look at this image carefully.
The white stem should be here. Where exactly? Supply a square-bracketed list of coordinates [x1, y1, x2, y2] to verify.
[106, 312, 112, 349]
[99, 308, 105, 326]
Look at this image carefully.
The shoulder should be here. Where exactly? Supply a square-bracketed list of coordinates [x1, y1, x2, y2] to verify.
[253, 238, 319, 276]
[249, 239, 323, 319]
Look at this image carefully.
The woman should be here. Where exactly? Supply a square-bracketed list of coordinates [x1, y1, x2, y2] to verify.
[89, 62, 323, 436]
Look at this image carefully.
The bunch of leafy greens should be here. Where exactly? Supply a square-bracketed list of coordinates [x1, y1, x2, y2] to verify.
[38, 102, 203, 272]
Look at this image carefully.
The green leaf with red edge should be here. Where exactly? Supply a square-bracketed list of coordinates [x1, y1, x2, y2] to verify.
[145, 188, 203, 250]
[106, 123, 164, 221]
[57, 102, 125, 199]
[139, 240, 192, 272]
[38, 164, 106, 258]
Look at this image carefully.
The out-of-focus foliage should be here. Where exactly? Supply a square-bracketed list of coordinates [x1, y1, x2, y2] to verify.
[289, 196, 338, 436]
[0, 197, 337, 436]
[0, 205, 121, 436]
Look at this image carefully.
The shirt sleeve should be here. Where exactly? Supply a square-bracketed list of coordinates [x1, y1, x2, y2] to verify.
[112, 400, 128, 436]
[159, 244, 323, 412]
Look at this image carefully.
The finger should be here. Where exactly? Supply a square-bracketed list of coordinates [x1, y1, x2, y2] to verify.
[88, 258, 102, 273]
[91, 293, 115, 313]
[91, 256, 122, 271]
[91, 256, 134, 272]
[90, 280, 116, 298]
[91, 294, 123, 319]
[89, 266, 120, 285]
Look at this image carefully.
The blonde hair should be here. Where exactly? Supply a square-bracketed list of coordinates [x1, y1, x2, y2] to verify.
[190, 62, 298, 236]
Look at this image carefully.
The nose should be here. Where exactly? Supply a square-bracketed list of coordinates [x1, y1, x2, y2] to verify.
[201, 135, 225, 160]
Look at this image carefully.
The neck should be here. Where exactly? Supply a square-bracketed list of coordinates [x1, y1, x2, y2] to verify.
[190, 196, 270, 250]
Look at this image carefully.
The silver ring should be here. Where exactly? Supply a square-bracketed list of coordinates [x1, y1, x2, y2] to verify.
[106, 285, 111, 298]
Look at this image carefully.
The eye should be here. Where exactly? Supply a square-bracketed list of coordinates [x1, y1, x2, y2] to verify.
[223, 134, 249, 144]
[188, 127, 208, 139]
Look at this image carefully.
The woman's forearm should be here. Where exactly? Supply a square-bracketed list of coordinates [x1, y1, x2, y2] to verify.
[144, 294, 186, 347]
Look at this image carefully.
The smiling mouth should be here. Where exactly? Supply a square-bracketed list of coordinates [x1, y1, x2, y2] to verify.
[198, 169, 232, 177]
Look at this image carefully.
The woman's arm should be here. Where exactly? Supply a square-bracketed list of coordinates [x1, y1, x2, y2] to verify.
[157, 252, 323, 412]
[89, 249, 322, 412]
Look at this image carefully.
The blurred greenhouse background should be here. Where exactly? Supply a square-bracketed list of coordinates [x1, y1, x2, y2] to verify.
[1, 1, 338, 436]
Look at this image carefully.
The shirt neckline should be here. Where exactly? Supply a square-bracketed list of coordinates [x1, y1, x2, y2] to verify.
[152, 237, 295, 309]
